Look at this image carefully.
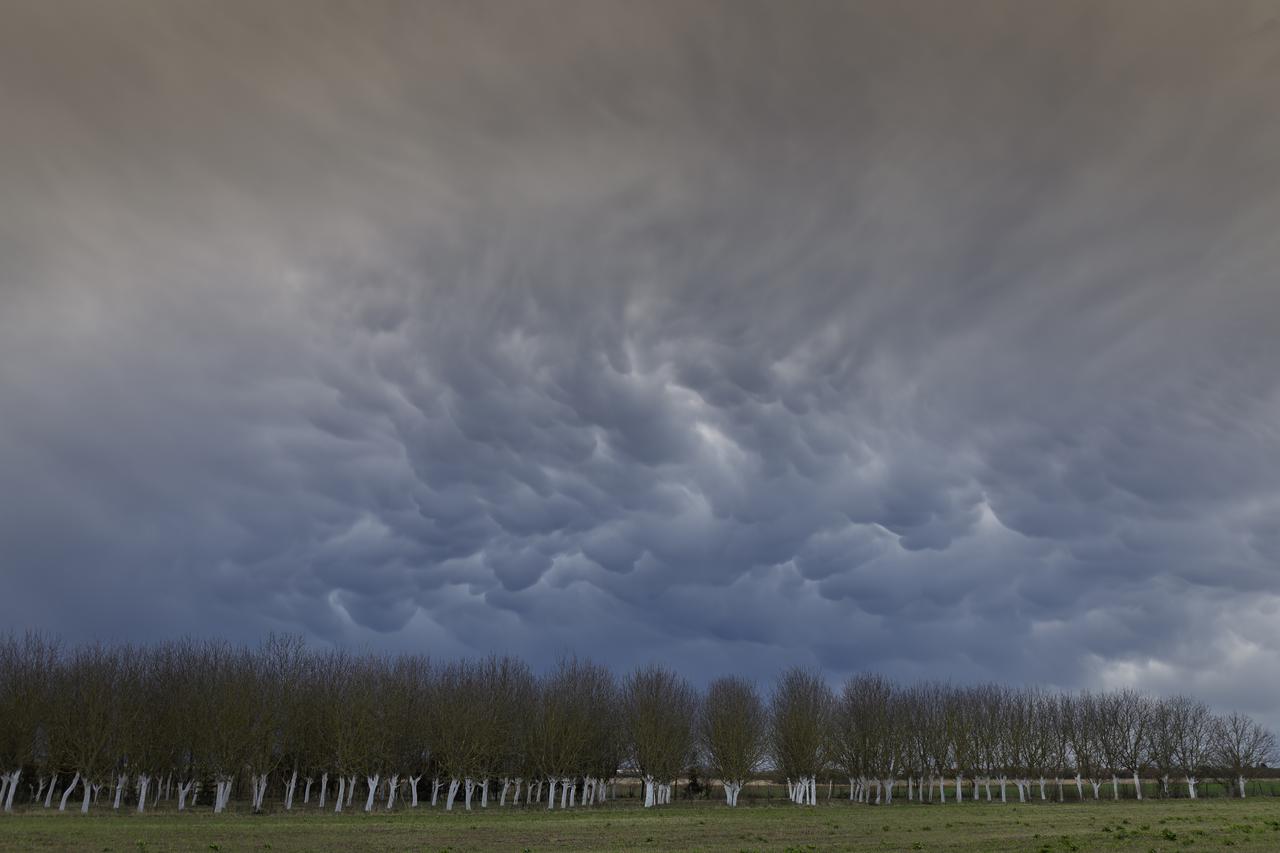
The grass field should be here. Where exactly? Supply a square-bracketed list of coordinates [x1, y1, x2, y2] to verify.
[3, 797, 1280, 852]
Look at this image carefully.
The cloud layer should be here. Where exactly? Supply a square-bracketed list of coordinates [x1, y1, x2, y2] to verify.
[3, 1, 1280, 723]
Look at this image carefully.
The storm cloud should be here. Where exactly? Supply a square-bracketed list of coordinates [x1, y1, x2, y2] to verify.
[2, 1, 1280, 724]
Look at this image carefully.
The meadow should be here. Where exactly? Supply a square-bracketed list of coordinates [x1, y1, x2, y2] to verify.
[3, 797, 1280, 853]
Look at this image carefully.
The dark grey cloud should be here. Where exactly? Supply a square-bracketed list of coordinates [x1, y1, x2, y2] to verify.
[3, 0, 1280, 726]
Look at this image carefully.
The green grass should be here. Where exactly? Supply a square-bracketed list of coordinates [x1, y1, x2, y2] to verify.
[4, 798, 1280, 852]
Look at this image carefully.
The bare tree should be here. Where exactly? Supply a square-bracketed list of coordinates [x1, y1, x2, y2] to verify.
[1167, 695, 1212, 799]
[1067, 692, 1106, 800]
[0, 634, 58, 812]
[622, 664, 696, 808]
[1110, 689, 1152, 800]
[770, 667, 833, 806]
[1044, 692, 1073, 802]
[1212, 711, 1277, 798]
[699, 676, 766, 806]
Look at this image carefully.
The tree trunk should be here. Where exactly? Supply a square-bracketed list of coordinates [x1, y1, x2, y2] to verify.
[334, 776, 345, 813]
[445, 778, 460, 811]
[364, 774, 380, 812]
[136, 774, 151, 813]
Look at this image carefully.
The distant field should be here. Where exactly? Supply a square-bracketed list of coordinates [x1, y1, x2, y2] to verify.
[4, 797, 1280, 852]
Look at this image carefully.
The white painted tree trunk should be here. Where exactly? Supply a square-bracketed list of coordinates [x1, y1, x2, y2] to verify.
[480, 778, 489, 808]
[445, 778, 460, 811]
[136, 774, 152, 813]
[2, 771, 17, 812]
[42, 772, 57, 809]
[1090, 780, 1102, 799]
[1039, 777, 1046, 800]
[220, 777, 235, 813]
[547, 778, 557, 810]
[334, 776, 345, 813]
[177, 781, 193, 811]
[81, 779, 93, 813]
[386, 774, 399, 810]
[1238, 775, 1247, 798]
[409, 775, 421, 807]
[643, 775, 655, 808]
[513, 778, 522, 805]
[998, 776, 1006, 803]
[364, 774, 380, 811]
[1112, 774, 1120, 800]
[1133, 771, 1142, 801]
[112, 773, 128, 809]
[346, 776, 356, 806]
[319, 772, 328, 807]
[253, 773, 269, 811]
[285, 770, 298, 810]
[1074, 774, 1083, 801]
[500, 778, 509, 806]
[565, 778, 573, 808]
[957, 774, 964, 803]
[1187, 776, 1198, 799]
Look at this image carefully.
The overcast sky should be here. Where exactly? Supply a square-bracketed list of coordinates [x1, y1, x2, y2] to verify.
[2, 0, 1279, 722]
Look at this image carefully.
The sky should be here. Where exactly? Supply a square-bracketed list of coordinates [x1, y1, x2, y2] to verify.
[2, 0, 1279, 724]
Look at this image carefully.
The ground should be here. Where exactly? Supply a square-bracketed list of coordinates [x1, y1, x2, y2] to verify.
[2, 798, 1279, 852]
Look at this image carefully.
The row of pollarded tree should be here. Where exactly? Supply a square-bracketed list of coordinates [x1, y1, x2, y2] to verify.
[0, 635, 1274, 815]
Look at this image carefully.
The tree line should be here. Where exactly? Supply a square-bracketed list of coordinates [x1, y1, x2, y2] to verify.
[0, 634, 1274, 815]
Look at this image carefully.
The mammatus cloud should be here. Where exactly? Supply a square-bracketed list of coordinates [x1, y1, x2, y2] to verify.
[2, 1, 1280, 725]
